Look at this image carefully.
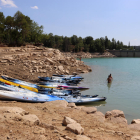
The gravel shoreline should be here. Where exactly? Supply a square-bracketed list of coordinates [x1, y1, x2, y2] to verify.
[63, 51, 116, 58]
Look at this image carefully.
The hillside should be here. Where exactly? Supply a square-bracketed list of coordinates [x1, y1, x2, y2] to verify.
[0, 45, 92, 82]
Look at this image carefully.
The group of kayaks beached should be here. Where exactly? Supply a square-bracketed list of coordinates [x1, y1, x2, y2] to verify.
[0, 75, 106, 104]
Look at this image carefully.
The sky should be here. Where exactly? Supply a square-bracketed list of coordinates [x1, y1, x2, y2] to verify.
[0, 0, 140, 46]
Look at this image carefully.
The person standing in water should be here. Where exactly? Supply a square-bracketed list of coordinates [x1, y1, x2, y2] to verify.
[107, 74, 113, 83]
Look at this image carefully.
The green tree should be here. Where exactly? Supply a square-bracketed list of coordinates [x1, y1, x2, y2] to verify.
[76, 37, 84, 52]
[0, 12, 5, 43]
[14, 11, 26, 45]
[84, 36, 95, 52]
[71, 35, 78, 45]
[110, 38, 116, 50]
[105, 36, 109, 49]
[62, 36, 71, 52]
[5, 16, 14, 44]
[54, 35, 63, 49]
[83, 44, 89, 52]
[95, 39, 105, 52]
[30, 21, 43, 44]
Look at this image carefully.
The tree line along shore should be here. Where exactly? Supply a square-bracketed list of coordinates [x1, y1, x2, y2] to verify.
[0, 11, 134, 53]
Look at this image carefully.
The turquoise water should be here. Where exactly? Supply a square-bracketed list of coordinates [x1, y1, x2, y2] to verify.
[79, 58, 140, 124]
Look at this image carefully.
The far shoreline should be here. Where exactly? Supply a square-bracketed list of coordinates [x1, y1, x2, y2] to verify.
[63, 51, 116, 58]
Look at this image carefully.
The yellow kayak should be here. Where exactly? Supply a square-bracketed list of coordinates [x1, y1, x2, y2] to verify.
[0, 78, 38, 93]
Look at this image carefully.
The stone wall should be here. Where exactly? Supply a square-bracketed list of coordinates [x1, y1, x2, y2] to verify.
[109, 50, 140, 57]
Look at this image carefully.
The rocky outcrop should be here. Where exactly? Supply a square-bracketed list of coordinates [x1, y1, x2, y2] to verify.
[131, 119, 140, 124]
[105, 110, 125, 118]
[105, 110, 127, 124]
[0, 46, 92, 82]
[0, 101, 139, 139]
[63, 116, 84, 134]
[66, 123, 84, 135]
[67, 103, 76, 108]
[0, 107, 40, 126]
[63, 116, 77, 126]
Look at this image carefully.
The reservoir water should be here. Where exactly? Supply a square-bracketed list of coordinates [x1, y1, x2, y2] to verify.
[79, 58, 140, 124]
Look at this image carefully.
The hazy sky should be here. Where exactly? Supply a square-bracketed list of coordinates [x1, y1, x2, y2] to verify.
[0, 0, 140, 46]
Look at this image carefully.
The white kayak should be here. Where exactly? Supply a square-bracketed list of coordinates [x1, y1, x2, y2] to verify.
[59, 95, 106, 104]
[0, 90, 64, 103]
[0, 84, 36, 94]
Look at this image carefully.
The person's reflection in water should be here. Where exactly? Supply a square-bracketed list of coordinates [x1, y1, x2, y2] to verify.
[107, 82, 112, 90]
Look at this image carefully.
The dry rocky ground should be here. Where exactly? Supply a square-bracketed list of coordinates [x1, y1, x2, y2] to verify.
[0, 46, 139, 140]
[0, 46, 91, 82]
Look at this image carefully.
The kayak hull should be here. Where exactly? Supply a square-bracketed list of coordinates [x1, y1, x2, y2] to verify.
[0, 78, 38, 92]
[0, 90, 64, 103]
[59, 95, 106, 104]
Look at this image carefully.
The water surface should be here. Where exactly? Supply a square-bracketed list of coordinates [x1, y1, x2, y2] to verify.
[79, 58, 140, 124]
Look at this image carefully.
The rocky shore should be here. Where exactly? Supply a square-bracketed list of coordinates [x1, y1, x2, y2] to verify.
[0, 45, 139, 140]
[0, 100, 140, 140]
[63, 51, 116, 58]
[0, 46, 92, 82]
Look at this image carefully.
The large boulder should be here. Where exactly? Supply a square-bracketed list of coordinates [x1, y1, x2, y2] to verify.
[31, 60, 37, 64]
[107, 117, 127, 124]
[45, 58, 55, 65]
[0, 60, 7, 63]
[67, 103, 76, 108]
[66, 123, 84, 134]
[53, 49, 60, 54]
[58, 65, 64, 72]
[105, 110, 127, 124]
[65, 69, 69, 74]
[0, 107, 40, 126]
[131, 119, 140, 124]
[63, 116, 77, 126]
[105, 110, 125, 118]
